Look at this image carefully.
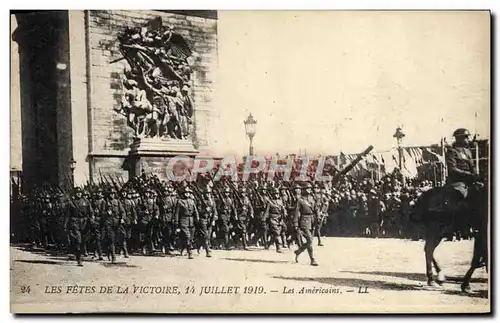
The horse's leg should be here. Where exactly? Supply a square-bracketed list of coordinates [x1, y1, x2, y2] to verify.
[433, 256, 446, 285]
[424, 233, 441, 286]
[461, 231, 483, 292]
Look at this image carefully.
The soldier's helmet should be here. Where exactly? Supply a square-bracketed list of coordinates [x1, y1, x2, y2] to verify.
[303, 182, 313, 189]
[180, 186, 192, 194]
[271, 187, 280, 195]
[453, 128, 471, 138]
[73, 187, 82, 195]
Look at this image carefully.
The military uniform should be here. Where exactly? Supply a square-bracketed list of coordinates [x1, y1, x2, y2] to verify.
[175, 188, 199, 258]
[235, 191, 253, 250]
[89, 191, 105, 260]
[264, 189, 287, 253]
[217, 189, 237, 250]
[99, 189, 125, 263]
[38, 195, 53, 248]
[197, 188, 217, 256]
[446, 144, 476, 198]
[252, 188, 269, 249]
[313, 189, 328, 246]
[138, 190, 159, 255]
[53, 193, 70, 250]
[66, 189, 94, 266]
[159, 187, 177, 253]
[293, 184, 318, 266]
[120, 191, 137, 258]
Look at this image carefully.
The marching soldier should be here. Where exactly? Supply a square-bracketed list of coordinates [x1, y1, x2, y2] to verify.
[88, 188, 104, 260]
[138, 188, 160, 255]
[197, 187, 217, 257]
[313, 185, 328, 246]
[235, 187, 253, 250]
[159, 184, 177, 254]
[217, 187, 237, 250]
[53, 190, 70, 251]
[252, 186, 269, 249]
[99, 187, 125, 263]
[293, 183, 319, 266]
[38, 193, 53, 249]
[290, 183, 303, 248]
[66, 187, 93, 266]
[120, 189, 137, 258]
[280, 186, 292, 249]
[263, 187, 287, 253]
[174, 186, 199, 259]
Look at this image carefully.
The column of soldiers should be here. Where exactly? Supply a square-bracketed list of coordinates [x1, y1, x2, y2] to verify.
[16, 172, 434, 267]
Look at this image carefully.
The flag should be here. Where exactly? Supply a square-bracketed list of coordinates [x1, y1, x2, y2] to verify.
[403, 148, 419, 178]
[425, 148, 445, 164]
[382, 151, 397, 174]
[340, 152, 347, 167]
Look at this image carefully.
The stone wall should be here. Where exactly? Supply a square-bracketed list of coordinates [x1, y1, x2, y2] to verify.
[86, 10, 218, 179]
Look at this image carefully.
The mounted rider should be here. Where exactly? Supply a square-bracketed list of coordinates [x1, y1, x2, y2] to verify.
[446, 128, 478, 200]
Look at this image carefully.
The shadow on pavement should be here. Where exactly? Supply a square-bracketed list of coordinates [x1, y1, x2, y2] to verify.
[100, 262, 140, 268]
[273, 275, 422, 291]
[442, 289, 489, 299]
[342, 271, 487, 284]
[223, 257, 290, 264]
[15, 259, 67, 266]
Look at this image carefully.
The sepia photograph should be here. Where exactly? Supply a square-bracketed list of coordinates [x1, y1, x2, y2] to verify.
[9, 9, 490, 314]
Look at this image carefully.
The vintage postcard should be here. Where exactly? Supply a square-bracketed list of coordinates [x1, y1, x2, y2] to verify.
[10, 10, 490, 314]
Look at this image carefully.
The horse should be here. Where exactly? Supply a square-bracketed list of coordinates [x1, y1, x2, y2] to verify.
[410, 180, 488, 291]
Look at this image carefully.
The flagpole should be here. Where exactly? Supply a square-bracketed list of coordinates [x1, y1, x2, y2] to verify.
[440, 138, 447, 185]
[474, 141, 480, 175]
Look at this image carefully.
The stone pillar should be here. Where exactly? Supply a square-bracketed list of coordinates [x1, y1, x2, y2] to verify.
[68, 10, 91, 186]
[10, 15, 22, 174]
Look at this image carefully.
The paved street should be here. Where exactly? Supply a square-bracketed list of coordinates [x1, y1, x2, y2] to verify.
[10, 237, 489, 314]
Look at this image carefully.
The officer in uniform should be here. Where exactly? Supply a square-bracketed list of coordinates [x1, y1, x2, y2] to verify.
[263, 187, 287, 253]
[235, 187, 253, 250]
[197, 187, 217, 257]
[446, 128, 478, 199]
[159, 183, 177, 254]
[174, 186, 199, 259]
[99, 187, 125, 263]
[217, 187, 237, 250]
[293, 183, 319, 266]
[66, 187, 94, 266]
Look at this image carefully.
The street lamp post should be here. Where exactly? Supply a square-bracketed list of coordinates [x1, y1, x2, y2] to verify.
[393, 126, 405, 183]
[244, 113, 257, 156]
[69, 158, 76, 188]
